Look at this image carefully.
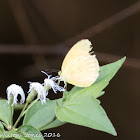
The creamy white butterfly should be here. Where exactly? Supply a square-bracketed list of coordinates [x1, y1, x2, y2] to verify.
[59, 39, 100, 87]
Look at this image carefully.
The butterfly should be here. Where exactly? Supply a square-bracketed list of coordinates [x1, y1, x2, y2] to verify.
[59, 39, 100, 87]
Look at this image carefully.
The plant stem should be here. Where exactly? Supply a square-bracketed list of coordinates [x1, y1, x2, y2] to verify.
[13, 90, 39, 129]
[10, 105, 13, 127]
[2, 122, 9, 130]
[23, 98, 38, 115]
[13, 104, 24, 110]
[13, 102, 29, 129]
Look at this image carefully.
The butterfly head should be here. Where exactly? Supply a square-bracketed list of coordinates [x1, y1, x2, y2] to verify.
[58, 71, 62, 76]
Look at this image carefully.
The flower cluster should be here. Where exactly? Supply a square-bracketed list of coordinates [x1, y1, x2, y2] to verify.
[6, 72, 65, 105]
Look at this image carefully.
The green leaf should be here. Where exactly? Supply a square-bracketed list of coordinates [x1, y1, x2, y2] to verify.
[40, 118, 65, 131]
[14, 135, 28, 140]
[23, 98, 65, 130]
[18, 125, 44, 140]
[96, 57, 126, 82]
[0, 122, 4, 132]
[56, 58, 126, 136]
[67, 57, 126, 100]
[0, 100, 13, 125]
[56, 94, 117, 136]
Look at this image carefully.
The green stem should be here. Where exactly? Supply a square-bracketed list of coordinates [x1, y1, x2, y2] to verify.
[23, 98, 38, 115]
[10, 105, 13, 127]
[2, 122, 9, 130]
[13, 102, 29, 129]
[13, 104, 24, 110]
[13, 90, 39, 129]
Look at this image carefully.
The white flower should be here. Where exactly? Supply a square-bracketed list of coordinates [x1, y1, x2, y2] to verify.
[28, 82, 47, 104]
[41, 71, 65, 94]
[6, 84, 25, 106]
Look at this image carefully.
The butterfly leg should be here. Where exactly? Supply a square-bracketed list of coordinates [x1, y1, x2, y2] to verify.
[64, 81, 67, 89]
[57, 79, 60, 85]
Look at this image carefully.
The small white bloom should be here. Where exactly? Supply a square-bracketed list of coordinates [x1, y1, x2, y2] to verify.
[6, 84, 25, 106]
[28, 82, 47, 104]
[44, 78, 65, 93]
[41, 71, 65, 94]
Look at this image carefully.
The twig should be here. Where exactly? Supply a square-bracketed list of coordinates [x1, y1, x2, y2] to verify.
[8, 0, 49, 70]
[6, 1, 140, 70]
[0, 44, 139, 69]
[65, 1, 140, 45]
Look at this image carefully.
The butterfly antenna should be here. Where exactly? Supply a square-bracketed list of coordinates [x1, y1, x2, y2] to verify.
[41, 71, 49, 77]
[45, 69, 59, 73]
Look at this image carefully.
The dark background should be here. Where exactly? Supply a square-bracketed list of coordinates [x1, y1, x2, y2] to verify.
[0, 0, 140, 140]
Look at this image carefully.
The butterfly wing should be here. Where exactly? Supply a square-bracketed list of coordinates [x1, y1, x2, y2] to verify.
[62, 55, 99, 87]
[61, 39, 92, 71]
[61, 39, 100, 87]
